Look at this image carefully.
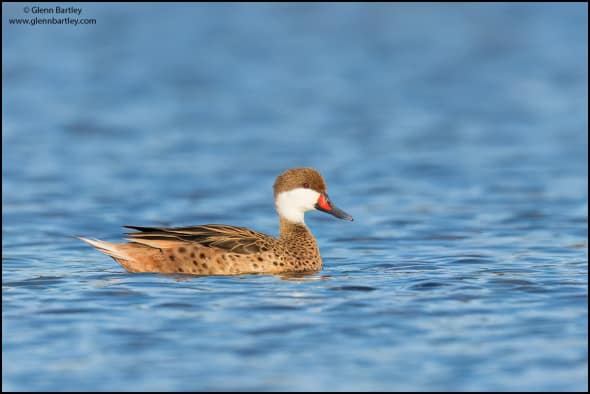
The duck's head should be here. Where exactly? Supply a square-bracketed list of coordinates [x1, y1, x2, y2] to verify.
[273, 167, 353, 224]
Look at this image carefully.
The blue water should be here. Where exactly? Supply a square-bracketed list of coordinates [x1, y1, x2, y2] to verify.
[2, 3, 588, 391]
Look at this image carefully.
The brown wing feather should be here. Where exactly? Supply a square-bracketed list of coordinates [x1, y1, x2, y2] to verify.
[124, 225, 276, 254]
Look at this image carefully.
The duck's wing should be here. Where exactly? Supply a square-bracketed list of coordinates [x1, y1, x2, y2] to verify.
[124, 224, 276, 254]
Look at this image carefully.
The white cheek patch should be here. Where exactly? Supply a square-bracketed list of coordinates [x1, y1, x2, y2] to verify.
[275, 188, 320, 224]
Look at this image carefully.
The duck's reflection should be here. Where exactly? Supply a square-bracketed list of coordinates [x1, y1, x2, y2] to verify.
[276, 270, 329, 282]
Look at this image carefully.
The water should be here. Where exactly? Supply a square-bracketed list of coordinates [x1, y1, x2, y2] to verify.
[2, 3, 588, 391]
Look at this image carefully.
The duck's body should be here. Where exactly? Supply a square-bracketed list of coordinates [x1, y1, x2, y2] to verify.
[80, 168, 352, 275]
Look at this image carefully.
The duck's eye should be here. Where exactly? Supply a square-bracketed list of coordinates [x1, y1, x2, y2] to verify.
[303, 182, 310, 189]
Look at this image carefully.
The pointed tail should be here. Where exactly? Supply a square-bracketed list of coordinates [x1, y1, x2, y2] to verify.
[77, 236, 162, 273]
[77, 236, 131, 261]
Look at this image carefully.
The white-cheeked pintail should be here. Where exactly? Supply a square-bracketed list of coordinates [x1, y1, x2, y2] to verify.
[79, 167, 353, 275]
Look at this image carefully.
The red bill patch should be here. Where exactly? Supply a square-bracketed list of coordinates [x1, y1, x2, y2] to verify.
[317, 194, 332, 211]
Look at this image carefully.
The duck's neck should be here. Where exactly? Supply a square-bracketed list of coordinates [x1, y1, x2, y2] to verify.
[278, 216, 322, 269]
[279, 216, 310, 239]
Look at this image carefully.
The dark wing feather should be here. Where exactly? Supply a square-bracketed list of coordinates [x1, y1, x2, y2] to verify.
[124, 224, 275, 254]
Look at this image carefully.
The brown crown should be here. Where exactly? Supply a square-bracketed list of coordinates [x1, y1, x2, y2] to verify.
[273, 167, 327, 198]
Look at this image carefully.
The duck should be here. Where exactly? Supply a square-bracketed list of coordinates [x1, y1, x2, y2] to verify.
[79, 167, 353, 275]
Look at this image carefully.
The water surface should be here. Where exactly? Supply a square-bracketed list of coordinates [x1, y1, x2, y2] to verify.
[2, 3, 588, 391]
